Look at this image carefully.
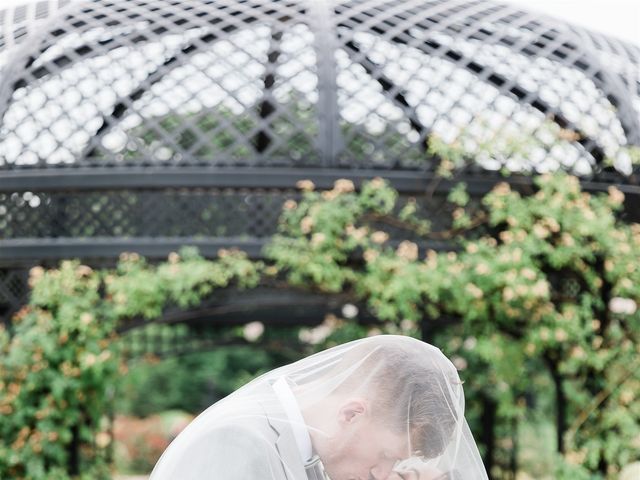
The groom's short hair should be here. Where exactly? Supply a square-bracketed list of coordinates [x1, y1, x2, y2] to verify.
[334, 336, 461, 459]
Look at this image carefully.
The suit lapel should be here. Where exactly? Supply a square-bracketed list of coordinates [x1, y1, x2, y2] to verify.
[260, 389, 309, 480]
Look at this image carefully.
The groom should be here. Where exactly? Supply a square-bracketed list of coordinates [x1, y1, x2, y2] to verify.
[150, 336, 480, 480]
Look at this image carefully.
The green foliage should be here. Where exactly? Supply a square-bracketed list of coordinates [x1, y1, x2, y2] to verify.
[2, 174, 639, 478]
[267, 173, 640, 477]
[116, 347, 276, 417]
[0, 248, 263, 479]
[107, 248, 263, 319]
[552, 454, 604, 480]
[0, 262, 117, 479]
[447, 182, 470, 207]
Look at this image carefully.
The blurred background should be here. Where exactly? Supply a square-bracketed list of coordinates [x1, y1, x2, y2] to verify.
[0, 1, 639, 479]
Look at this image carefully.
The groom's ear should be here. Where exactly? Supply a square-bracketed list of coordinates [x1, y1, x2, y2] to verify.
[338, 399, 367, 424]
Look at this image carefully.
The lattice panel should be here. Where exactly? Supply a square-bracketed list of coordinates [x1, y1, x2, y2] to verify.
[0, 186, 453, 241]
[0, 188, 299, 238]
[0, 0, 638, 176]
[0, 269, 30, 322]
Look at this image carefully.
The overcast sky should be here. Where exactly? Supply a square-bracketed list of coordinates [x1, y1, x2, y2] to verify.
[504, 0, 640, 45]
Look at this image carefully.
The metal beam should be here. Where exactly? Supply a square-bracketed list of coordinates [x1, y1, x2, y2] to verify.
[0, 237, 266, 262]
[308, 0, 343, 166]
[1, 166, 637, 195]
[0, 235, 456, 264]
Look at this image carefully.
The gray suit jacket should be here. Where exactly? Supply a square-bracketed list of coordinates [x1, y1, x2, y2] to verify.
[150, 384, 308, 479]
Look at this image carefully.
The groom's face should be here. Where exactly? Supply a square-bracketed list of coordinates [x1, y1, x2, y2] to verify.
[321, 400, 410, 480]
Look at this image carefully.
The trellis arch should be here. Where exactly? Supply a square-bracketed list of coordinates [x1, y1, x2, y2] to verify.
[1, 1, 639, 301]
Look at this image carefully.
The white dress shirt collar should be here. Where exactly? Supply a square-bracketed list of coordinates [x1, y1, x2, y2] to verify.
[273, 376, 313, 463]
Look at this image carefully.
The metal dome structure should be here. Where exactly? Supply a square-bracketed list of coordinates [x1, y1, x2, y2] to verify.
[1, 0, 640, 323]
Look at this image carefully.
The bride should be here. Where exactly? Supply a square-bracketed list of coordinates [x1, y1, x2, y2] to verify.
[150, 335, 488, 479]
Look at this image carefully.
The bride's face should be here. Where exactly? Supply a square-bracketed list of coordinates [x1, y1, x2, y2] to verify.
[319, 400, 410, 480]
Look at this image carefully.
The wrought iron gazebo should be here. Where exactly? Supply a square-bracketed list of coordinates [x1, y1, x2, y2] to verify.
[1, 0, 639, 327]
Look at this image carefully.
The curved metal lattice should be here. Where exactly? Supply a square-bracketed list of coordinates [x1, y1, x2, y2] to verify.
[0, 0, 638, 173]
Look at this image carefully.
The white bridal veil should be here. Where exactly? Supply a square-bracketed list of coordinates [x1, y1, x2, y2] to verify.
[150, 335, 488, 479]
